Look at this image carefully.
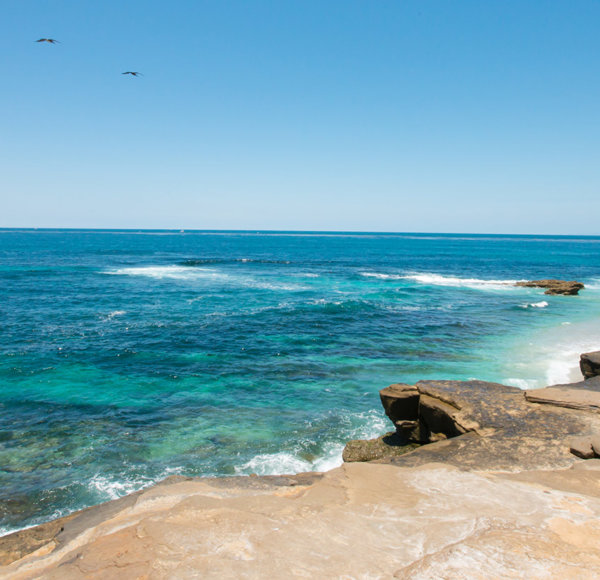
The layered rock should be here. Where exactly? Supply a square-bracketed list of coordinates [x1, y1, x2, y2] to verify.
[515, 279, 584, 295]
[345, 376, 600, 471]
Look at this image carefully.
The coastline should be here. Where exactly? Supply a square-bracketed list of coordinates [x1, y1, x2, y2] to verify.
[3, 352, 600, 577]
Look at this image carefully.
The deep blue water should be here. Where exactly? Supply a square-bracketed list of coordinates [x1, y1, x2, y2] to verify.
[1, 230, 600, 534]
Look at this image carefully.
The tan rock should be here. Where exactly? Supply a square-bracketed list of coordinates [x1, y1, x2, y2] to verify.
[569, 436, 595, 459]
[526, 387, 600, 412]
[3, 463, 600, 579]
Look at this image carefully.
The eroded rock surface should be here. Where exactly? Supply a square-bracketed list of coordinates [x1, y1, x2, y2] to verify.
[3, 462, 600, 579]
[516, 279, 585, 295]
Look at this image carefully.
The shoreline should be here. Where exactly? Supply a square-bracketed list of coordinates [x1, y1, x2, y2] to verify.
[3, 352, 600, 577]
[1, 301, 598, 539]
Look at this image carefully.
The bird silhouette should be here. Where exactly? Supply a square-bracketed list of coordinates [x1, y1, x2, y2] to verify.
[122, 71, 143, 77]
[35, 38, 59, 44]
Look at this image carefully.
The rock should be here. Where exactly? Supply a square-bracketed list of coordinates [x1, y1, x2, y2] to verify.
[359, 377, 600, 472]
[379, 383, 419, 422]
[569, 436, 595, 459]
[418, 394, 468, 440]
[581, 351, 600, 379]
[6, 462, 600, 578]
[591, 435, 600, 457]
[515, 279, 584, 295]
[525, 386, 600, 413]
[342, 432, 419, 462]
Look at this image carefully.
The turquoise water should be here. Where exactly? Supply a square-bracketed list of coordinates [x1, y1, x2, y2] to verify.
[1, 230, 600, 534]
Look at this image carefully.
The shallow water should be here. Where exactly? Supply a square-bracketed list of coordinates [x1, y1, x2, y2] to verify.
[1, 230, 600, 533]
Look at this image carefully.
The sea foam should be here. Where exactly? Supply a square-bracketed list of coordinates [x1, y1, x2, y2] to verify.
[361, 271, 519, 290]
[519, 301, 549, 309]
[105, 265, 307, 291]
[234, 410, 387, 476]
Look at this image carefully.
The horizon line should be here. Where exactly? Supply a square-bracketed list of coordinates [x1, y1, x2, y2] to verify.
[0, 227, 599, 238]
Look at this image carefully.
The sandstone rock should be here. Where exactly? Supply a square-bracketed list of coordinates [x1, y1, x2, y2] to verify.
[419, 394, 467, 440]
[525, 387, 600, 413]
[342, 432, 419, 462]
[5, 463, 600, 579]
[515, 279, 584, 295]
[379, 383, 419, 421]
[580, 351, 600, 379]
[591, 435, 600, 457]
[569, 436, 595, 459]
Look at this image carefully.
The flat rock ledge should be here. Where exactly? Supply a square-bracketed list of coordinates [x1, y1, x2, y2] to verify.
[515, 279, 585, 295]
[4, 375, 600, 578]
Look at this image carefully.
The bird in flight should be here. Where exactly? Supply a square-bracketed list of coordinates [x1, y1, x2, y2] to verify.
[122, 71, 143, 77]
[35, 38, 59, 44]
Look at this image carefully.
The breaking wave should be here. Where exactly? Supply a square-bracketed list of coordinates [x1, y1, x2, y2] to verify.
[360, 271, 519, 290]
[105, 265, 223, 280]
[104, 265, 307, 291]
[519, 301, 549, 309]
[234, 410, 387, 476]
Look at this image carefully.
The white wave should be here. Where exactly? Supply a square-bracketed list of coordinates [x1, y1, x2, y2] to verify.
[106, 310, 126, 319]
[234, 410, 388, 477]
[235, 452, 317, 476]
[360, 271, 519, 290]
[87, 466, 184, 501]
[402, 273, 518, 289]
[519, 301, 549, 309]
[106, 265, 224, 281]
[87, 474, 155, 500]
[105, 266, 306, 291]
[503, 378, 539, 390]
[501, 314, 600, 390]
[360, 272, 405, 280]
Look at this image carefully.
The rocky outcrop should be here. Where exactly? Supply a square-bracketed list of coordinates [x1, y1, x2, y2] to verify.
[581, 351, 600, 378]
[516, 279, 584, 295]
[342, 432, 419, 462]
[345, 375, 600, 470]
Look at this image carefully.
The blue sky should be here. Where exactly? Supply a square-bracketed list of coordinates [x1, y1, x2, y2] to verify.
[2, 0, 599, 233]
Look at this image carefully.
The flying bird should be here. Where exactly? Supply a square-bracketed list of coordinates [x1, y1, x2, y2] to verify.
[122, 71, 143, 77]
[35, 38, 59, 44]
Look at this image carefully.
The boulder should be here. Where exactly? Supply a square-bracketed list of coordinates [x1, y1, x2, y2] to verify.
[569, 437, 595, 459]
[581, 351, 600, 379]
[515, 279, 584, 295]
[342, 432, 419, 462]
[379, 384, 419, 421]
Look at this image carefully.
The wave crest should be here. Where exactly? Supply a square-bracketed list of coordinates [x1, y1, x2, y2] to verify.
[360, 271, 518, 290]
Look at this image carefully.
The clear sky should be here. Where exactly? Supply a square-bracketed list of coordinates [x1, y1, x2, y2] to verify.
[2, 0, 599, 233]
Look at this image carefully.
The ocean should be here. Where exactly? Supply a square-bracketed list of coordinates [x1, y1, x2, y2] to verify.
[1, 229, 600, 535]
